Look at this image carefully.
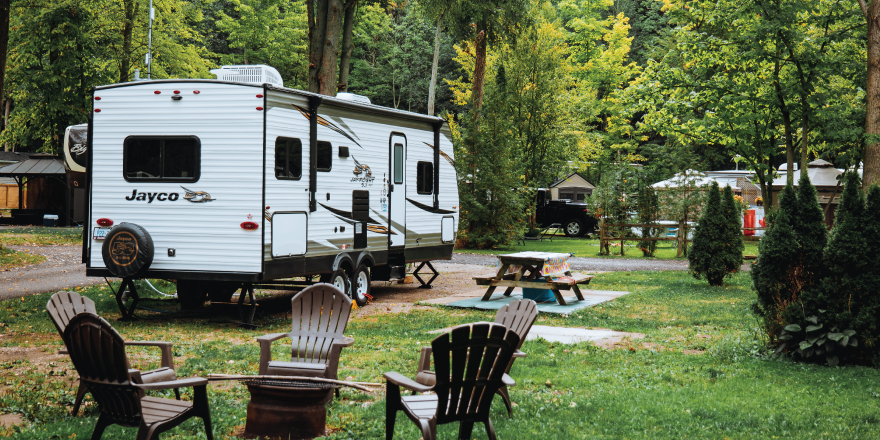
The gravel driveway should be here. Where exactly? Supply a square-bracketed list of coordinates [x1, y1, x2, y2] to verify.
[1, 245, 100, 301]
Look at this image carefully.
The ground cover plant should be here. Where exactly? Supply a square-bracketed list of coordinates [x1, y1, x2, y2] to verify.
[0, 227, 82, 246]
[2, 270, 880, 438]
[456, 236, 759, 260]
[0, 247, 44, 270]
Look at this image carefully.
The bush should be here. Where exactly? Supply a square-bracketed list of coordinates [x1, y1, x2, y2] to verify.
[688, 181, 735, 286]
[721, 185, 745, 275]
[638, 186, 661, 257]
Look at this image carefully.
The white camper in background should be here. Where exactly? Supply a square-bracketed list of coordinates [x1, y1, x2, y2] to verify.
[84, 66, 458, 307]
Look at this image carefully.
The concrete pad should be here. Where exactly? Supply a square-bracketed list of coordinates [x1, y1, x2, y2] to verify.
[429, 324, 644, 345]
[421, 287, 628, 315]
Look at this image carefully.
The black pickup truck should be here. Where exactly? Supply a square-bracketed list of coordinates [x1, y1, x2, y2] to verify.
[534, 189, 599, 237]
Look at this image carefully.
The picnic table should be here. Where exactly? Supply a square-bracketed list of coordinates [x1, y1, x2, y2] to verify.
[474, 251, 593, 306]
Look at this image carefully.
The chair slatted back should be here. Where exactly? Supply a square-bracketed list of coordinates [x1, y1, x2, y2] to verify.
[432, 323, 519, 424]
[63, 313, 143, 426]
[46, 291, 98, 336]
[289, 284, 352, 363]
[494, 299, 538, 352]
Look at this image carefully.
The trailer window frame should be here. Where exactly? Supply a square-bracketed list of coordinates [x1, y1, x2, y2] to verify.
[122, 135, 201, 183]
[416, 161, 433, 194]
[316, 141, 332, 172]
[274, 137, 303, 180]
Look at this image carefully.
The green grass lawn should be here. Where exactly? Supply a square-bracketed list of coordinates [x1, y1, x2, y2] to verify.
[2, 272, 879, 439]
[0, 226, 82, 246]
[457, 236, 760, 260]
[0, 246, 45, 270]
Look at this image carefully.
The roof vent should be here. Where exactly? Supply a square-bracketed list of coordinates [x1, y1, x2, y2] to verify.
[209, 65, 283, 87]
[336, 92, 371, 105]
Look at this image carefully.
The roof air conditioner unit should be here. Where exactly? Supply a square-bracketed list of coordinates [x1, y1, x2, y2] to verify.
[209, 65, 283, 87]
[336, 92, 371, 105]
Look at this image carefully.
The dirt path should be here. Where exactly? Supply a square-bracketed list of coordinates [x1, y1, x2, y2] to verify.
[1, 245, 99, 301]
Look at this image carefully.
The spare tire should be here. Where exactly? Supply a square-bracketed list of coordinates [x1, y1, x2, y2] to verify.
[102, 222, 154, 278]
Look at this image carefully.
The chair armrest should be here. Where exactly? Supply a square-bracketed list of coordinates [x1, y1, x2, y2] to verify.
[135, 377, 208, 391]
[384, 372, 433, 393]
[331, 337, 355, 348]
[257, 333, 290, 375]
[417, 346, 433, 373]
[125, 341, 174, 370]
[502, 373, 515, 387]
[129, 369, 143, 384]
[513, 349, 527, 359]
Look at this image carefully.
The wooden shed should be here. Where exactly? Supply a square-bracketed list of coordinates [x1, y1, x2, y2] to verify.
[549, 172, 595, 201]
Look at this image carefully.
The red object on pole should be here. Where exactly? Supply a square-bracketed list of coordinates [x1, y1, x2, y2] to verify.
[744, 210, 755, 236]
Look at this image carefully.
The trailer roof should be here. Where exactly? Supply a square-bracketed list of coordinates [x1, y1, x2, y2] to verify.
[95, 80, 446, 126]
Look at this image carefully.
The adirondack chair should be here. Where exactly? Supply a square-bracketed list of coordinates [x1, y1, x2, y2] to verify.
[63, 313, 213, 440]
[414, 299, 538, 416]
[257, 284, 355, 398]
[384, 322, 520, 440]
[46, 291, 179, 416]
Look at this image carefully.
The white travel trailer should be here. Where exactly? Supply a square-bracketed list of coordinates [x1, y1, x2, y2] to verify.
[84, 68, 458, 308]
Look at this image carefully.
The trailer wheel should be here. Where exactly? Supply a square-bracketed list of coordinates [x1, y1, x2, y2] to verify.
[101, 222, 154, 278]
[320, 270, 350, 298]
[564, 219, 585, 237]
[351, 265, 371, 307]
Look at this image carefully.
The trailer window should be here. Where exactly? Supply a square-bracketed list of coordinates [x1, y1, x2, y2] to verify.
[417, 161, 433, 194]
[123, 136, 200, 182]
[393, 143, 403, 184]
[275, 137, 302, 180]
[317, 141, 332, 172]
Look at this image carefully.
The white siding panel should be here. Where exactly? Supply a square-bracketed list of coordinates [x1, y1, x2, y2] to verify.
[89, 82, 265, 273]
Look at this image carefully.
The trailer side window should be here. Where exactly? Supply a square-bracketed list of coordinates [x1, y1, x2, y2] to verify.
[274, 137, 302, 180]
[317, 141, 332, 172]
[393, 143, 403, 184]
[123, 136, 199, 182]
[417, 161, 433, 194]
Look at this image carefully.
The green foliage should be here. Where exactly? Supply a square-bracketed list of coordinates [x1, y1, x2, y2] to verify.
[638, 185, 660, 257]
[720, 185, 744, 273]
[688, 182, 735, 286]
[777, 312, 857, 367]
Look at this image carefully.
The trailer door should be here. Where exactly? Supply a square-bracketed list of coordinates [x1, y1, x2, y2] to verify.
[389, 134, 406, 247]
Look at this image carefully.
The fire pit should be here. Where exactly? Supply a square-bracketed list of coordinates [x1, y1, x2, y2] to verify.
[242, 379, 336, 440]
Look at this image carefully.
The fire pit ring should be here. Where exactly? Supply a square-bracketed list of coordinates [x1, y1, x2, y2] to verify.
[243, 379, 336, 440]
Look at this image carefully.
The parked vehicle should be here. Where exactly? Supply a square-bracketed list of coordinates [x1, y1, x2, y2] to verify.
[534, 189, 598, 237]
[83, 65, 459, 306]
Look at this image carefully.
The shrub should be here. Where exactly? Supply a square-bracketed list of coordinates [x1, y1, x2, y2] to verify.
[721, 185, 745, 275]
[688, 181, 734, 286]
[638, 186, 661, 257]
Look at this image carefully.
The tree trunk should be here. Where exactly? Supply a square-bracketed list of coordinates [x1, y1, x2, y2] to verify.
[337, 0, 357, 93]
[471, 29, 487, 109]
[308, 0, 329, 94]
[427, 15, 443, 116]
[800, 109, 809, 171]
[0, 0, 9, 138]
[864, 2, 880, 187]
[316, 0, 344, 96]
[120, 0, 138, 83]
[773, 58, 796, 183]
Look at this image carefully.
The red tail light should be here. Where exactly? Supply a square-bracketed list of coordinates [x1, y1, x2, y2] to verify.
[240, 221, 259, 230]
[97, 218, 113, 227]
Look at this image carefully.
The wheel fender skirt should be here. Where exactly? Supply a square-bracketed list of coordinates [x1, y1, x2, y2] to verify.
[332, 253, 356, 272]
[355, 251, 374, 268]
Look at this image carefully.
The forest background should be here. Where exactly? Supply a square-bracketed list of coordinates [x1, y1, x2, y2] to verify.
[0, 0, 873, 248]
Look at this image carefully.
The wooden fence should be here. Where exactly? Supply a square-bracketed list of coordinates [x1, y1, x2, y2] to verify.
[599, 220, 765, 257]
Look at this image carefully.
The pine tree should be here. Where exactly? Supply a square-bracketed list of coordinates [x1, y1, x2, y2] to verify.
[688, 181, 731, 286]
[751, 183, 800, 333]
[794, 173, 828, 288]
[721, 185, 745, 274]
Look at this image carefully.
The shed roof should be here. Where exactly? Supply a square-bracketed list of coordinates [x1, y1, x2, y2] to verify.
[0, 154, 65, 177]
[771, 166, 842, 187]
[550, 172, 595, 189]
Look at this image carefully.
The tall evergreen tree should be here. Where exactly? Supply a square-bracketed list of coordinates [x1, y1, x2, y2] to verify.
[721, 185, 744, 275]
[794, 173, 829, 288]
[688, 181, 731, 286]
[638, 185, 660, 257]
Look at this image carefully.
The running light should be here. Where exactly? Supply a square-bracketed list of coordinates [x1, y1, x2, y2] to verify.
[94, 109, 101, 113]
[173, 90, 180, 94]
[96, 218, 113, 227]
[154, 91, 161, 94]
[256, 94, 264, 98]
[94, 97, 101, 100]
[240, 221, 259, 230]
[256, 107, 264, 111]
[193, 90, 201, 94]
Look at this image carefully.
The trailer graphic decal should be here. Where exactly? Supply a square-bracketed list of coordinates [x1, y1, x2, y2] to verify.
[318, 203, 382, 225]
[406, 198, 455, 214]
[293, 105, 363, 149]
[422, 142, 455, 167]
[181, 186, 216, 203]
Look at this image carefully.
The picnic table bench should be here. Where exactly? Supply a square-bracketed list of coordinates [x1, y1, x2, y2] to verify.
[475, 252, 593, 305]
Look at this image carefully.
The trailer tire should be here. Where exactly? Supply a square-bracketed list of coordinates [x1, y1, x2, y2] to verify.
[351, 265, 371, 307]
[102, 222, 154, 278]
[320, 270, 350, 299]
[563, 219, 585, 237]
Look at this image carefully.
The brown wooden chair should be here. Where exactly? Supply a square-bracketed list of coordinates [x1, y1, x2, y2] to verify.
[257, 284, 355, 397]
[384, 322, 520, 440]
[46, 291, 179, 416]
[63, 313, 213, 440]
[414, 299, 538, 416]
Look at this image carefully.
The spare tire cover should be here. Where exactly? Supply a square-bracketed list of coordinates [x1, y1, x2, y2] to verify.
[102, 222, 154, 278]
